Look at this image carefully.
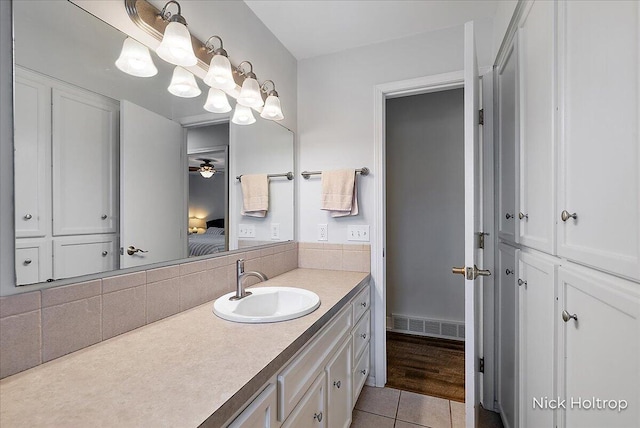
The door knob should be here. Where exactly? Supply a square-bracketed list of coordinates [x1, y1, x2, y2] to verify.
[505, 213, 514, 219]
[518, 278, 527, 286]
[101, 214, 108, 220]
[562, 310, 578, 323]
[314, 412, 323, 422]
[519, 212, 528, 220]
[24, 214, 32, 220]
[452, 265, 491, 279]
[505, 269, 514, 275]
[333, 380, 341, 388]
[126, 246, 149, 256]
[561, 210, 578, 222]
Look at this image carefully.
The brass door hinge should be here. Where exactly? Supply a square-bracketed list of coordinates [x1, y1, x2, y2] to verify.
[477, 232, 489, 249]
[479, 109, 484, 125]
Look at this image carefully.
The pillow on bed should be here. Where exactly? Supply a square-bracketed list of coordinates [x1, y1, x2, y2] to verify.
[205, 227, 225, 235]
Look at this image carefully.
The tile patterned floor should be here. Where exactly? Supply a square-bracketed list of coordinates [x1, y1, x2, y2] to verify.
[352, 386, 465, 428]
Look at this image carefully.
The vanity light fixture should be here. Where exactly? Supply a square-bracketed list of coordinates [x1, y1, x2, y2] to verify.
[198, 160, 216, 178]
[204, 88, 232, 113]
[203, 36, 236, 90]
[236, 61, 264, 108]
[156, 0, 198, 67]
[231, 103, 256, 125]
[168, 66, 201, 98]
[115, 37, 158, 77]
[259, 80, 284, 121]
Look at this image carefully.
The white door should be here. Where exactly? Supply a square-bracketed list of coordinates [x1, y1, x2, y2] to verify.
[120, 101, 187, 268]
[460, 21, 486, 428]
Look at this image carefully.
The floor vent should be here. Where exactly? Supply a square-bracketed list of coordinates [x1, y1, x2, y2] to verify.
[389, 313, 464, 342]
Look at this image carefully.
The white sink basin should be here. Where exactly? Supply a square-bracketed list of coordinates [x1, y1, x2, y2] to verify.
[213, 287, 321, 323]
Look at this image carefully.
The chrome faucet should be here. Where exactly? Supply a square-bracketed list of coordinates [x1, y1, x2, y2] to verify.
[231, 259, 268, 300]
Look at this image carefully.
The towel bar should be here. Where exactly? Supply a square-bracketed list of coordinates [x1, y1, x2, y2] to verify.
[236, 171, 294, 182]
[301, 167, 370, 179]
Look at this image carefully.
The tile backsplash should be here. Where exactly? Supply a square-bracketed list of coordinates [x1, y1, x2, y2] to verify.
[0, 241, 371, 379]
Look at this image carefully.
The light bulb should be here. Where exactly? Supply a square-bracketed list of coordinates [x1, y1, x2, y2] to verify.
[203, 88, 232, 113]
[260, 94, 284, 121]
[204, 54, 236, 90]
[237, 76, 264, 108]
[157, 21, 198, 67]
[115, 37, 158, 77]
[232, 104, 256, 125]
[199, 170, 214, 178]
[168, 66, 201, 98]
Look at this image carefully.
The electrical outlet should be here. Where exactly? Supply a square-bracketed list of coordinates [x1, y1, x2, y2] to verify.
[238, 224, 256, 238]
[318, 224, 328, 241]
[347, 225, 370, 242]
[270, 223, 280, 240]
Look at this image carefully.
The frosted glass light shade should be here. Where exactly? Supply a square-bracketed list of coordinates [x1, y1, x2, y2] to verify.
[204, 54, 236, 90]
[115, 37, 158, 77]
[232, 104, 256, 125]
[260, 95, 284, 121]
[204, 88, 232, 113]
[156, 21, 198, 67]
[168, 67, 201, 98]
[237, 77, 264, 108]
[199, 169, 215, 178]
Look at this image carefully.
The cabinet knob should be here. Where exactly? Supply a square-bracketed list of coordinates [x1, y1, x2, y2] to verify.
[360, 333, 367, 339]
[102, 251, 108, 256]
[361, 369, 367, 376]
[519, 212, 528, 220]
[360, 301, 367, 308]
[24, 214, 32, 220]
[518, 278, 527, 286]
[313, 412, 323, 422]
[562, 309, 578, 323]
[505, 269, 514, 275]
[23, 259, 32, 265]
[101, 214, 108, 220]
[333, 380, 341, 389]
[561, 210, 578, 222]
[505, 213, 514, 220]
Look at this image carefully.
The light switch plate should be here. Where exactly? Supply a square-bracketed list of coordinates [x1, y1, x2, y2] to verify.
[318, 224, 328, 241]
[348, 225, 370, 241]
[270, 223, 280, 240]
[238, 224, 256, 238]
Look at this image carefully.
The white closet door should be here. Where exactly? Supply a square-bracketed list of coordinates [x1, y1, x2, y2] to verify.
[14, 69, 51, 238]
[557, 1, 640, 280]
[52, 86, 118, 236]
[517, 0, 555, 254]
[497, 38, 519, 244]
[120, 101, 186, 268]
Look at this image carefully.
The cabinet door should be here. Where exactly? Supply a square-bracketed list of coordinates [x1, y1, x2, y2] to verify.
[52, 86, 118, 236]
[517, 0, 556, 254]
[282, 372, 326, 428]
[558, 265, 639, 428]
[497, 242, 518, 428]
[518, 250, 556, 428]
[326, 338, 352, 428]
[15, 239, 52, 285]
[14, 69, 51, 238]
[497, 38, 519, 243]
[229, 384, 279, 428]
[557, 1, 640, 280]
[53, 235, 116, 279]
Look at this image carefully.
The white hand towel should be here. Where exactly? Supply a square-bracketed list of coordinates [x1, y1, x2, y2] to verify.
[320, 169, 359, 217]
[241, 174, 269, 217]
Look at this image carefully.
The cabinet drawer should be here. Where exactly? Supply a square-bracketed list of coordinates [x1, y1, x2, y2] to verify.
[352, 310, 370, 364]
[326, 337, 352, 428]
[228, 384, 279, 428]
[53, 235, 117, 279]
[282, 372, 326, 428]
[352, 343, 370, 404]
[351, 285, 370, 324]
[278, 304, 352, 421]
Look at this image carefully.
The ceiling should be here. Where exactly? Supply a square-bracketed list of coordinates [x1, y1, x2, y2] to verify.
[244, 0, 499, 60]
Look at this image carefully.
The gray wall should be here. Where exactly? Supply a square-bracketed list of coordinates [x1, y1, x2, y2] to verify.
[385, 89, 465, 322]
[187, 123, 229, 152]
[189, 174, 226, 222]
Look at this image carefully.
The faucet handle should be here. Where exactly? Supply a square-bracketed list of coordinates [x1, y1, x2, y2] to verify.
[236, 258, 245, 272]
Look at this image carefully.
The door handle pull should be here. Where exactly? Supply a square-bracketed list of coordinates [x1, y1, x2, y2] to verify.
[127, 246, 149, 256]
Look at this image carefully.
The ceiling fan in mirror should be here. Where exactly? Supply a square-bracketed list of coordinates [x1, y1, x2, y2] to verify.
[188, 159, 216, 178]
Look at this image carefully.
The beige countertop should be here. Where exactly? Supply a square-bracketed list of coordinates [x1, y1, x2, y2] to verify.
[0, 269, 370, 427]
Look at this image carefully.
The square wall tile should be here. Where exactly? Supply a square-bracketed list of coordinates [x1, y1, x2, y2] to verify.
[42, 297, 101, 362]
[0, 311, 41, 378]
[42, 280, 101, 308]
[179, 259, 209, 277]
[342, 250, 367, 272]
[102, 271, 146, 294]
[103, 286, 146, 340]
[146, 278, 180, 324]
[146, 265, 180, 284]
[0, 291, 40, 318]
[180, 270, 215, 311]
[299, 248, 323, 269]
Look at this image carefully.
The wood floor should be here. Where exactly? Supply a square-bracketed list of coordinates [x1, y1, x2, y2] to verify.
[386, 331, 465, 402]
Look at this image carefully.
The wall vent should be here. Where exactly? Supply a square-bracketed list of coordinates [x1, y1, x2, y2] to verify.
[390, 313, 464, 341]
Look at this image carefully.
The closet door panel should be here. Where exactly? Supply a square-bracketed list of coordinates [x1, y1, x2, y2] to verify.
[558, 265, 639, 428]
[497, 41, 519, 244]
[14, 70, 51, 238]
[558, 1, 640, 279]
[518, 0, 555, 254]
[52, 87, 118, 236]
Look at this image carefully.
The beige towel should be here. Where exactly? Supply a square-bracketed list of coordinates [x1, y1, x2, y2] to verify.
[321, 169, 359, 217]
[241, 174, 269, 217]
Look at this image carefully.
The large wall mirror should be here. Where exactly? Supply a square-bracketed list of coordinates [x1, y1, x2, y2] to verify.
[12, 0, 294, 289]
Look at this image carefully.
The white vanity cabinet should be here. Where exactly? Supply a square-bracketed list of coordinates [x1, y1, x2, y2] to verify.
[228, 384, 279, 428]
[282, 372, 326, 428]
[556, 0, 640, 281]
[325, 337, 352, 428]
[518, 249, 557, 428]
[557, 264, 640, 428]
[15, 240, 52, 285]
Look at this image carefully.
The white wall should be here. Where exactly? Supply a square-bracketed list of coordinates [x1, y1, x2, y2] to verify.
[297, 20, 493, 244]
[386, 89, 465, 322]
[187, 123, 229, 151]
[492, 0, 519, 62]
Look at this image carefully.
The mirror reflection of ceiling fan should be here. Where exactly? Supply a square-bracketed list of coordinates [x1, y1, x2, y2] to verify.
[188, 159, 219, 178]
